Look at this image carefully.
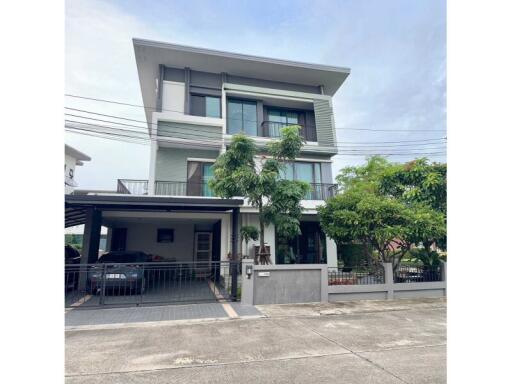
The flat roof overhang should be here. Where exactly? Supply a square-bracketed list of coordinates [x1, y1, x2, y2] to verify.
[65, 194, 244, 228]
[133, 38, 350, 126]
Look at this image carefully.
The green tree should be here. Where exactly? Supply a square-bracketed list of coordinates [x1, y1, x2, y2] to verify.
[380, 158, 447, 251]
[380, 158, 447, 215]
[209, 126, 309, 264]
[319, 156, 446, 270]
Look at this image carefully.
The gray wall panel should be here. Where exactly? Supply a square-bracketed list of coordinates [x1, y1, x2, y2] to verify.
[163, 67, 185, 82]
[155, 147, 219, 181]
[253, 269, 322, 304]
[314, 99, 336, 147]
[227, 74, 321, 94]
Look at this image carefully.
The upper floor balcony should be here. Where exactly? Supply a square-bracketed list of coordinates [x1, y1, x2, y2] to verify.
[117, 179, 337, 201]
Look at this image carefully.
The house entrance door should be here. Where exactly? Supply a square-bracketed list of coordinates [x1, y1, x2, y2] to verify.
[194, 232, 212, 277]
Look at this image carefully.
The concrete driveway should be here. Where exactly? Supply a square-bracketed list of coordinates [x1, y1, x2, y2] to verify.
[65, 298, 446, 384]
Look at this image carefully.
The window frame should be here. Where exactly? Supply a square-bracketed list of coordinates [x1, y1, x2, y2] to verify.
[190, 94, 221, 118]
[227, 98, 258, 135]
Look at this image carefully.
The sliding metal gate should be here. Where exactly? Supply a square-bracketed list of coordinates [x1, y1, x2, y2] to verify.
[65, 261, 240, 308]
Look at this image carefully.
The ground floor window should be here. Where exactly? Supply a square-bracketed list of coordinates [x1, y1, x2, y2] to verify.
[276, 222, 327, 264]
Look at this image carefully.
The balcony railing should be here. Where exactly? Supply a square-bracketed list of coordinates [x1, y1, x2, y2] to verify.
[117, 179, 337, 200]
[117, 179, 148, 195]
[260, 121, 305, 138]
[306, 183, 338, 200]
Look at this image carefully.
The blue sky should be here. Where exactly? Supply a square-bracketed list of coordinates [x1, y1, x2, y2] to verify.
[65, 0, 446, 190]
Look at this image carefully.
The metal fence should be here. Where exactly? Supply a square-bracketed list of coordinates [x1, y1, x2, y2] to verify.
[117, 179, 148, 195]
[65, 261, 240, 308]
[117, 179, 336, 200]
[328, 264, 385, 285]
[394, 264, 442, 283]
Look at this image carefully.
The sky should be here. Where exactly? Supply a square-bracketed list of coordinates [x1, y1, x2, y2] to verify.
[65, 0, 446, 190]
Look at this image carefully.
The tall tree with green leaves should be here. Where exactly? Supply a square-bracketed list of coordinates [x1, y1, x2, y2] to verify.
[209, 126, 309, 264]
[319, 156, 446, 270]
[380, 157, 447, 253]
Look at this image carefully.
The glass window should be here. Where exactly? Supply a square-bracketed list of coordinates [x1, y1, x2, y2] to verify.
[267, 109, 299, 137]
[295, 162, 314, 183]
[282, 162, 294, 180]
[228, 99, 257, 135]
[276, 222, 326, 264]
[202, 163, 214, 197]
[205, 97, 220, 118]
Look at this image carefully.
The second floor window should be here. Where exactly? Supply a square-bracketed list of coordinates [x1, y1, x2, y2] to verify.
[227, 99, 257, 136]
[191, 95, 221, 118]
[281, 161, 322, 184]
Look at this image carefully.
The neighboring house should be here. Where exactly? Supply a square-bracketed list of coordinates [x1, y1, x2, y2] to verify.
[65, 145, 91, 194]
[66, 39, 350, 270]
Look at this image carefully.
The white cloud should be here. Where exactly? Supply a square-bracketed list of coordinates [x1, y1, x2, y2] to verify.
[65, 0, 161, 190]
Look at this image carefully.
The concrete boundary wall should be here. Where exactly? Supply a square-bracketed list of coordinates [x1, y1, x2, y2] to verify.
[241, 262, 328, 305]
[241, 260, 447, 306]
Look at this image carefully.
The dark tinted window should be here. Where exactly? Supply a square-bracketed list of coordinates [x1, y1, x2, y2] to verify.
[190, 95, 221, 118]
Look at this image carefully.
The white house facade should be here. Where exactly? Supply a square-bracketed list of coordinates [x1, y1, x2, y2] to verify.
[65, 144, 91, 194]
[66, 39, 350, 272]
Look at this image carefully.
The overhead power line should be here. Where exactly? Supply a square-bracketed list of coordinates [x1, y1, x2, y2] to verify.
[65, 120, 446, 158]
[65, 94, 446, 133]
[64, 108, 447, 149]
[65, 119, 446, 155]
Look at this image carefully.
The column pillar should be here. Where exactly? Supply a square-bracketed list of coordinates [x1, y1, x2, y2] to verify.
[78, 208, 102, 291]
[230, 207, 240, 300]
[241, 259, 254, 305]
[383, 262, 394, 300]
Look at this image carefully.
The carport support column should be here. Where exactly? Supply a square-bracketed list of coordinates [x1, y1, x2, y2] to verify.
[78, 208, 102, 291]
[230, 208, 240, 300]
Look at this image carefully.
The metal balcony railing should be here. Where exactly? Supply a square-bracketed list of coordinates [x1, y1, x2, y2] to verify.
[117, 179, 148, 195]
[260, 121, 305, 138]
[117, 179, 337, 200]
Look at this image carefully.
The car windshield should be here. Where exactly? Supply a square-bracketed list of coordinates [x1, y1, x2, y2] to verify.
[99, 253, 147, 263]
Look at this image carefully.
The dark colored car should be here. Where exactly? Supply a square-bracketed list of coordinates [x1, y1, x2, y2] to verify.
[88, 251, 150, 295]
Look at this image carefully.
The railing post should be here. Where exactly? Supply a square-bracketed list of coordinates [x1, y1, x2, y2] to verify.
[383, 262, 394, 300]
[99, 263, 107, 305]
[230, 208, 240, 301]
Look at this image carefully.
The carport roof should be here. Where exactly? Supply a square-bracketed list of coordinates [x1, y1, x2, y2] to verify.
[65, 194, 244, 228]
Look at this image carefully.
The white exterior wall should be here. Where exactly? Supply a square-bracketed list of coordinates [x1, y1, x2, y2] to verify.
[162, 81, 185, 113]
[122, 221, 196, 261]
[101, 211, 232, 262]
[240, 213, 276, 263]
[65, 154, 78, 194]
[326, 238, 338, 269]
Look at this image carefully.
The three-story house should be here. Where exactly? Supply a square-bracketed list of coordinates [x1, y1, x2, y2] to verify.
[67, 38, 350, 273]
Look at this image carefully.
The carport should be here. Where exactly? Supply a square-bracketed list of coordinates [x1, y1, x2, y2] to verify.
[65, 194, 243, 307]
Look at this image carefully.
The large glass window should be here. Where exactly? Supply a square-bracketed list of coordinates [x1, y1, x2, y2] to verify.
[227, 99, 257, 136]
[267, 109, 299, 137]
[276, 222, 327, 264]
[280, 161, 322, 199]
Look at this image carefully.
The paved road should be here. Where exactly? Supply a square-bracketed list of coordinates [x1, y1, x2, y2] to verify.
[65, 298, 446, 383]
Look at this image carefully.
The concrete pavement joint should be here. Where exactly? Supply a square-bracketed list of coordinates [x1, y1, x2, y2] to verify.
[258, 305, 446, 320]
[65, 350, 353, 378]
[294, 317, 411, 384]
